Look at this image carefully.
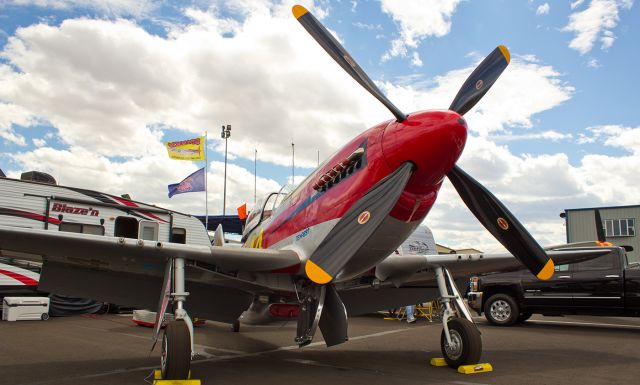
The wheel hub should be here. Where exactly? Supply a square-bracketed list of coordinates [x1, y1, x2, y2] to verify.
[490, 299, 511, 322]
[444, 329, 463, 360]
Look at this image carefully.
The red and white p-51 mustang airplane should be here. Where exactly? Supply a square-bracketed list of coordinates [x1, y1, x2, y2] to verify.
[0, 5, 612, 380]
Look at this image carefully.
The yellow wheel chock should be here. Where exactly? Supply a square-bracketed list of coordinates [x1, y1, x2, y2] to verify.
[430, 358, 493, 374]
[153, 370, 201, 385]
[430, 357, 448, 366]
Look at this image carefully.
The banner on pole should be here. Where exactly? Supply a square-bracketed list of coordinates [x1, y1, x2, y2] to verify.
[165, 136, 205, 160]
[168, 167, 205, 198]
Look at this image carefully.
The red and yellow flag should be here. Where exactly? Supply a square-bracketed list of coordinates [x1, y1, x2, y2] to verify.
[165, 137, 205, 160]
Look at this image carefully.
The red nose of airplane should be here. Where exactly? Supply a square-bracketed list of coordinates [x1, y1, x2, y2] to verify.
[382, 110, 467, 192]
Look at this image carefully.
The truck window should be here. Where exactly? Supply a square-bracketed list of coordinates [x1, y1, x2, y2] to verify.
[573, 251, 618, 272]
[554, 264, 569, 272]
[114, 217, 138, 239]
[59, 222, 105, 235]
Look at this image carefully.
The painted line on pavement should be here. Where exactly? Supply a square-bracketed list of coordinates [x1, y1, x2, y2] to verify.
[529, 319, 640, 330]
[23, 325, 415, 384]
[192, 326, 416, 365]
[118, 331, 247, 356]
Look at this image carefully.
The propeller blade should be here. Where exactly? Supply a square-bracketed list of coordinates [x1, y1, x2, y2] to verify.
[306, 162, 414, 284]
[292, 4, 406, 122]
[447, 165, 555, 280]
[449, 45, 510, 116]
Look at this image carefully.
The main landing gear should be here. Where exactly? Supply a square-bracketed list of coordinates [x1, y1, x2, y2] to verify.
[155, 257, 194, 380]
[434, 266, 482, 367]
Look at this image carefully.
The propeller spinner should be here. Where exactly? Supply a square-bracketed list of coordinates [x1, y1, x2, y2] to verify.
[293, 4, 554, 281]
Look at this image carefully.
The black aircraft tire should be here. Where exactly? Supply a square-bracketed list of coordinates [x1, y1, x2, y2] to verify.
[484, 293, 519, 326]
[517, 312, 532, 323]
[161, 320, 191, 380]
[440, 318, 482, 367]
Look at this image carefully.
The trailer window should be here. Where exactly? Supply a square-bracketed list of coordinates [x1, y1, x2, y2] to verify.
[171, 228, 187, 244]
[139, 221, 159, 241]
[59, 222, 82, 233]
[114, 217, 138, 239]
[59, 222, 105, 235]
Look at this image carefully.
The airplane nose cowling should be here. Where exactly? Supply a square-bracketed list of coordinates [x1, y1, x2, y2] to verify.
[381, 110, 467, 191]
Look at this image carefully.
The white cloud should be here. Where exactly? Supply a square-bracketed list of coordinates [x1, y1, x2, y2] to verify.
[536, 3, 550, 15]
[579, 125, 640, 153]
[383, 54, 574, 136]
[587, 58, 601, 67]
[491, 130, 572, 142]
[573, 125, 640, 204]
[563, 0, 633, 54]
[0, 102, 38, 146]
[32, 138, 46, 147]
[427, 129, 640, 252]
[601, 29, 616, 49]
[5, 0, 159, 18]
[410, 51, 423, 67]
[2, 2, 636, 254]
[572, 0, 586, 9]
[352, 22, 381, 30]
[0, 3, 387, 168]
[380, 0, 460, 61]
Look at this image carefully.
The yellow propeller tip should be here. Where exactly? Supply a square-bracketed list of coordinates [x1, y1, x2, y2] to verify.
[292, 4, 308, 19]
[305, 260, 333, 284]
[498, 45, 510, 64]
[536, 258, 555, 281]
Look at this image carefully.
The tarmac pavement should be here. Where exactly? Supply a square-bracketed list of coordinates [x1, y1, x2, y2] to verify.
[1, 312, 639, 385]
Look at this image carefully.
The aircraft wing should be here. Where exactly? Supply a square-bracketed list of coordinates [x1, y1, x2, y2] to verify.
[0, 225, 302, 323]
[0, 225, 300, 273]
[375, 247, 614, 286]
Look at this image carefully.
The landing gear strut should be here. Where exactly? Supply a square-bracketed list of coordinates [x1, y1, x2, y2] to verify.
[434, 266, 482, 367]
[295, 284, 325, 346]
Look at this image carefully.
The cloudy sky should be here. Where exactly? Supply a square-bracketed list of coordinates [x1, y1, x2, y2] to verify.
[0, 0, 637, 252]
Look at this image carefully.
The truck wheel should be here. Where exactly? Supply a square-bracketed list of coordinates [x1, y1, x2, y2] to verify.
[440, 318, 482, 367]
[516, 312, 532, 323]
[484, 293, 519, 326]
[161, 320, 191, 380]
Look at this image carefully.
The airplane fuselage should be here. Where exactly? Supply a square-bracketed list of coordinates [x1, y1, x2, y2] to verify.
[244, 110, 467, 282]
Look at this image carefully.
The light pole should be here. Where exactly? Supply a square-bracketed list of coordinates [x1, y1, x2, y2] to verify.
[291, 142, 295, 185]
[221, 124, 231, 216]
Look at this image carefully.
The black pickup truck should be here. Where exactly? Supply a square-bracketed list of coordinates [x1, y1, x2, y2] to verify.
[467, 246, 640, 325]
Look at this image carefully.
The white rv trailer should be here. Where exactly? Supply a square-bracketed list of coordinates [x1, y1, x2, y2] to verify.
[0, 173, 211, 261]
[0, 258, 41, 297]
[0, 172, 255, 323]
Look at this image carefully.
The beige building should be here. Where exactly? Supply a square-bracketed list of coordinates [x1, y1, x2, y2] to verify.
[563, 205, 638, 263]
[436, 243, 483, 255]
